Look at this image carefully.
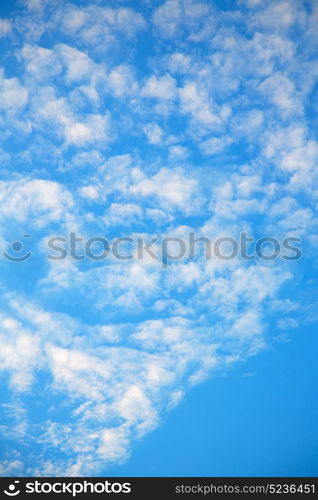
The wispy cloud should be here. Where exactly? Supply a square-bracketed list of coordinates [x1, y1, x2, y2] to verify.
[0, 0, 317, 476]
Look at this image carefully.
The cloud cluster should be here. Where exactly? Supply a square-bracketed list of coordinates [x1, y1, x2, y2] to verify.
[0, 0, 317, 476]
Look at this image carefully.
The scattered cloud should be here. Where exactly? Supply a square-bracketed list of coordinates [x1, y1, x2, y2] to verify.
[0, 0, 316, 477]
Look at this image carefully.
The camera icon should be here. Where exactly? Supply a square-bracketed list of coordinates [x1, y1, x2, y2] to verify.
[4, 481, 20, 496]
[3, 235, 32, 263]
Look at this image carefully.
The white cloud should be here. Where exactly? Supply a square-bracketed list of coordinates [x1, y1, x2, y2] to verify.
[244, 0, 262, 6]
[179, 82, 229, 129]
[262, 125, 318, 191]
[57, 43, 96, 83]
[0, 19, 12, 37]
[108, 65, 138, 97]
[78, 185, 99, 200]
[60, 5, 146, 50]
[168, 144, 189, 159]
[258, 72, 302, 116]
[200, 136, 233, 156]
[153, 0, 212, 40]
[0, 179, 73, 227]
[143, 122, 165, 144]
[0, 0, 315, 479]
[0, 459, 24, 476]
[0, 315, 40, 391]
[153, 0, 183, 38]
[103, 203, 143, 227]
[65, 114, 111, 146]
[33, 88, 112, 147]
[251, 1, 305, 33]
[142, 74, 177, 100]
[130, 167, 201, 213]
[167, 52, 192, 73]
[20, 45, 62, 81]
[21, 0, 54, 12]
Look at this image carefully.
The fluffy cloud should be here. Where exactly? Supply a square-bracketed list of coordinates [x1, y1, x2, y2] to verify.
[0, 179, 73, 228]
[60, 4, 146, 50]
[153, 0, 212, 40]
[130, 167, 201, 213]
[0, 0, 316, 478]
[0, 19, 12, 37]
[142, 74, 177, 100]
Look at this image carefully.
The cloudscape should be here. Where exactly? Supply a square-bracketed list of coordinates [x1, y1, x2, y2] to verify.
[0, 0, 317, 477]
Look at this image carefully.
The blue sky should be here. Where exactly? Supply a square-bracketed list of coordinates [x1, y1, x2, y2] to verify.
[0, 0, 318, 477]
